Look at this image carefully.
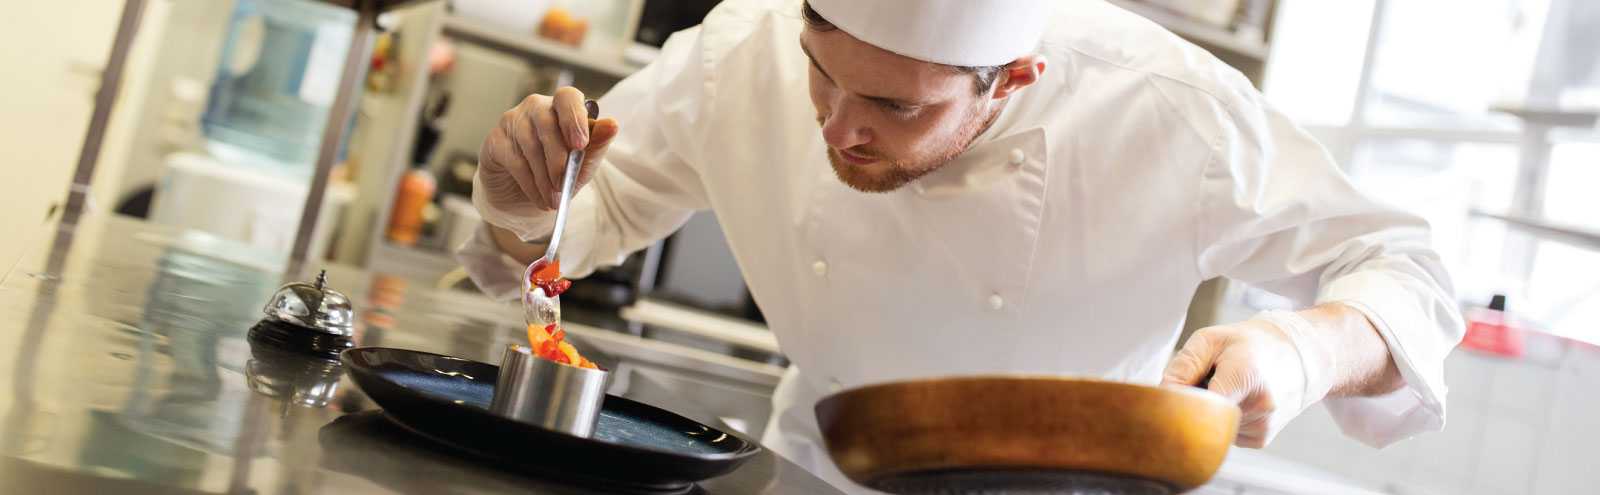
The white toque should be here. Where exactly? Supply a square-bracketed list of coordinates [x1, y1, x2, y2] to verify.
[806, 0, 1057, 67]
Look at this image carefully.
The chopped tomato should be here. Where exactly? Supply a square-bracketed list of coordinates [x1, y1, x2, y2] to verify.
[531, 259, 562, 285]
[528, 260, 571, 296]
[557, 341, 581, 364]
[528, 324, 552, 350]
[523, 262, 594, 368]
[546, 279, 571, 296]
[525, 322, 597, 369]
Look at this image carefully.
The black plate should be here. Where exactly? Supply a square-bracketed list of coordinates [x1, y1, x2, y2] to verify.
[339, 347, 760, 490]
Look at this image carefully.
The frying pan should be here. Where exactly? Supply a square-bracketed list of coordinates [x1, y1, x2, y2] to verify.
[814, 376, 1238, 495]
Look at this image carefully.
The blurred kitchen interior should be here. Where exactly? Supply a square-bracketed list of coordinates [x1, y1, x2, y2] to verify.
[2, 0, 1597, 493]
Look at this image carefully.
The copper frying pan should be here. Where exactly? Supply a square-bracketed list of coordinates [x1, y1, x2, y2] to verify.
[814, 376, 1238, 495]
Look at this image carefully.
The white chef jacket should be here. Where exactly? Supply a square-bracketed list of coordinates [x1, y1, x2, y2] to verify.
[457, 0, 1465, 491]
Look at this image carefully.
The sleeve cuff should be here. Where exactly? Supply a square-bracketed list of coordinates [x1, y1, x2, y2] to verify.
[1317, 271, 1453, 447]
[453, 220, 530, 301]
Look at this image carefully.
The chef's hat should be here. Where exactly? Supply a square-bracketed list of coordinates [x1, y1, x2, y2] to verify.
[806, 0, 1057, 67]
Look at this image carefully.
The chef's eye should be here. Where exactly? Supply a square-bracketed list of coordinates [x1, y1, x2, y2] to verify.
[882, 101, 917, 117]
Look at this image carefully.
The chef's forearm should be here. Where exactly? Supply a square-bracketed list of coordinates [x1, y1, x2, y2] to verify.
[1296, 303, 1405, 398]
[489, 222, 549, 266]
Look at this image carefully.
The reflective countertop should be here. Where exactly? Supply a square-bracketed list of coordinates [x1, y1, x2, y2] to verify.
[0, 212, 840, 494]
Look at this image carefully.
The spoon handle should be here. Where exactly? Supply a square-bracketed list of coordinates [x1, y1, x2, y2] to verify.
[540, 100, 599, 263]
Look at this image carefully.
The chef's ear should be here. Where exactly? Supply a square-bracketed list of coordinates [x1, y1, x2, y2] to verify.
[991, 55, 1046, 99]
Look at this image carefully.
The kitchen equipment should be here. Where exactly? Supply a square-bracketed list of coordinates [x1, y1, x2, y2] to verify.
[524, 100, 599, 327]
[339, 347, 760, 490]
[150, 152, 353, 254]
[249, 269, 357, 357]
[262, 270, 355, 336]
[248, 269, 355, 358]
[202, 0, 358, 168]
[489, 344, 610, 437]
[814, 376, 1239, 495]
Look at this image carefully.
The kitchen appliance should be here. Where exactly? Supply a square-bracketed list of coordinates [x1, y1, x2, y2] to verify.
[202, 0, 358, 169]
[628, 0, 721, 63]
[815, 377, 1239, 495]
[149, 151, 352, 255]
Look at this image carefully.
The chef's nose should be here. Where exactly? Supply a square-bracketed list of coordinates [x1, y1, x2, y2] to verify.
[821, 103, 870, 151]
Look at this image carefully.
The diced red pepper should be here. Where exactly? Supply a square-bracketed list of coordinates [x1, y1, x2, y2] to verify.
[528, 259, 549, 285]
[551, 328, 565, 342]
[528, 323, 552, 348]
[531, 260, 562, 286]
[557, 341, 581, 365]
[544, 278, 571, 296]
[528, 260, 571, 297]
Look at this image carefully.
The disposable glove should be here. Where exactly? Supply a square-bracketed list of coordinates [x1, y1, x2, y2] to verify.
[1162, 310, 1337, 447]
[474, 87, 618, 240]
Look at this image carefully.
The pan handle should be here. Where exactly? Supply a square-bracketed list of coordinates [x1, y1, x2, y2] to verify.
[1194, 367, 1216, 390]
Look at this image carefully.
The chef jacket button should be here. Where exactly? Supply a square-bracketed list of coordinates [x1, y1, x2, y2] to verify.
[1009, 148, 1025, 165]
[829, 379, 843, 393]
[987, 293, 1004, 310]
[812, 260, 828, 277]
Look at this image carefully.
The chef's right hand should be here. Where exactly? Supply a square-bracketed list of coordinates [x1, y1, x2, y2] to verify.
[477, 87, 620, 218]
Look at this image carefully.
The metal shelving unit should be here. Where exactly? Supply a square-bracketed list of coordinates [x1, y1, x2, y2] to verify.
[1107, 0, 1274, 88]
[1107, 0, 1270, 61]
[440, 15, 643, 80]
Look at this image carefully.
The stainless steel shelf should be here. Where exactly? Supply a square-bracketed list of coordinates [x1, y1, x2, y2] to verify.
[316, 0, 434, 13]
[1108, 0, 1270, 62]
[1473, 210, 1600, 251]
[441, 15, 642, 79]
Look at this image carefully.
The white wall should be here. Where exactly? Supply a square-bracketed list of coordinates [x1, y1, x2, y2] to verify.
[0, 0, 128, 273]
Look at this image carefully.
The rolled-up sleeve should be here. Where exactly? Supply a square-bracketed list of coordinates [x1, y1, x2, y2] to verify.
[455, 24, 717, 298]
[1194, 99, 1466, 447]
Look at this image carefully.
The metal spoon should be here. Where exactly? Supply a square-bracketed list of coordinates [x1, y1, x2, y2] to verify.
[524, 99, 599, 327]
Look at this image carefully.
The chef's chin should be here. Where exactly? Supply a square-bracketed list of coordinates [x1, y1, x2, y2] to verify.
[827, 148, 927, 193]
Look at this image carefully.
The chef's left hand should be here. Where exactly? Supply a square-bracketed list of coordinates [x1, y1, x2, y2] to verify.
[1161, 310, 1337, 448]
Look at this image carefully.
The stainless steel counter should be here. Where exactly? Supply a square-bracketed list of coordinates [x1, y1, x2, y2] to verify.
[0, 212, 840, 494]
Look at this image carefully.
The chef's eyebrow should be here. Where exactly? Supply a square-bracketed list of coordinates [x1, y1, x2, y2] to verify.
[799, 40, 925, 108]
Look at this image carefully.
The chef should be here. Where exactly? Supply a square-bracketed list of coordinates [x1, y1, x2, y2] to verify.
[456, 0, 1464, 491]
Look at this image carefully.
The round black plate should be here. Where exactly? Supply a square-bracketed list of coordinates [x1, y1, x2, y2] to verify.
[339, 347, 760, 490]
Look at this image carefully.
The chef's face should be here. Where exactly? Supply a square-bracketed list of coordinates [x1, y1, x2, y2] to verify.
[800, 29, 996, 193]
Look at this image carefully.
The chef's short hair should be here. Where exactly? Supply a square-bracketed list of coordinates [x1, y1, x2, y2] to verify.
[800, 1, 1004, 96]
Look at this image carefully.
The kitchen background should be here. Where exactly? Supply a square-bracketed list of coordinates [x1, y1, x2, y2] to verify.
[2, 0, 1597, 494]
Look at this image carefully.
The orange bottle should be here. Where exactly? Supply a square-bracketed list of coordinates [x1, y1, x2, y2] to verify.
[386, 165, 435, 246]
[386, 94, 448, 246]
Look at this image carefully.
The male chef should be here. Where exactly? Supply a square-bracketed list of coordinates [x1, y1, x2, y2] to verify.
[456, 0, 1464, 490]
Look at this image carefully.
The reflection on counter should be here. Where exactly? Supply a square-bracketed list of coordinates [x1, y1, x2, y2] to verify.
[0, 213, 841, 494]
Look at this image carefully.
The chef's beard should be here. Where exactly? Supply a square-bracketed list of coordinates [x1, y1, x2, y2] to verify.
[821, 101, 997, 193]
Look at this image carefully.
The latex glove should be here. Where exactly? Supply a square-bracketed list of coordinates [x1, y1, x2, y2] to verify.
[1162, 310, 1337, 448]
[474, 86, 619, 240]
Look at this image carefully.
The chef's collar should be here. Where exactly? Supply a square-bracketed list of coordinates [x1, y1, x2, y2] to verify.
[908, 87, 1039, 197]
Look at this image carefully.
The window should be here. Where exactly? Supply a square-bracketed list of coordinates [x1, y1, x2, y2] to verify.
[1264, 0, 1600, 342]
